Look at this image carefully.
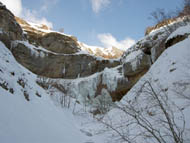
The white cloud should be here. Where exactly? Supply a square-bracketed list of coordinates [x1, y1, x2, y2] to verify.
[22, 8, 53, 28]
[98, 33, 135, 51]
[0, 0, 53, 28]
[91, 0, 111, 13]
[0, 0, 22, 16]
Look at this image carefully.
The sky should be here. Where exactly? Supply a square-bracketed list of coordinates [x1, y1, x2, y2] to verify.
[1, 0, 182, 50]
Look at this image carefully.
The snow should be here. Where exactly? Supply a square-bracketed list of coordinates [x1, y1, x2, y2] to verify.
[123, 49, 145, 71]
[19, 19, 124, 60]
[123, 49, 143, 63]
[79, 42, 123, 60]
[0, 40, 122, 143]
[167, 24, 190, 41]
[149, 21, 176, 35]
[102, 67, 124, 91]
[0, 2, 4, 7]
[44, 65, 125, 111]
[0, 90, 85, 143]
[1, 13, 190, 143]
[13, 40, 110, 60]
[12, 40, 47, 58]
[0, 41, 88, 143]
[79, 42, 105, 54]
[149, 16, 189, 35]
[24, 21, 72, 37]
[102, 37, 190, 143]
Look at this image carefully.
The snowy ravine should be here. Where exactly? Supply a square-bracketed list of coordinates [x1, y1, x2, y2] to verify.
[0, 41, 88, 143]
[100, 35, 190, 142]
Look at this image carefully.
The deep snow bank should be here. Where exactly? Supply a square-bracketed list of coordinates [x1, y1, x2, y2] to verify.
[0, 41, 85, 143]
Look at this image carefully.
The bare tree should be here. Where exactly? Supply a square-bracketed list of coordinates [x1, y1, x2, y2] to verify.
[97, 79, 186, 143]
[148, 8, 177, 34]
[37, 76, 72, 108]
[149, 8, 174, 24]
[179, 0, 190, 16]
[36, 75, 53, 89]
[147, 0, 190, 35]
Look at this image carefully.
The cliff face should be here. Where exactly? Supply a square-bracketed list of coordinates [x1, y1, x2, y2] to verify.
[13, 16, 122, 79]
[0, 5, 24, 48]
[15, 16, 81, 54]
[1, 2, 190, 107]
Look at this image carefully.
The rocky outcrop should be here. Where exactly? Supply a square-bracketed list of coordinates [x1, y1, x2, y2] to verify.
[123, 16, 190, 64]
[117, 17, 190, 102]
[39, 33, 81, 54]
[123, 51, 151, 77]
[11, 41, 120, 79]
[166, 34, 188, 48]
[165, 24, 190, 48]
[0, 3, 24, 48]
[15, 17, 81, 54]
[16, 17, 124, 59]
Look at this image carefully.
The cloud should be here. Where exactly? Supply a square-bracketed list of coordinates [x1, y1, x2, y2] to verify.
[22, 8, 53, 28]
[97, 33, 135, 51]
[0, 0, 22, 16]
[1, 0, 53, 28]
[91, 0, 111, 13]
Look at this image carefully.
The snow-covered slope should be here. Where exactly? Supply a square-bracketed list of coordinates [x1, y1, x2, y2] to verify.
[79, 42, 124, 59]
[99, 29, 190, 143]
[1, 3, 190, 142]
[0, 41, 87, 143]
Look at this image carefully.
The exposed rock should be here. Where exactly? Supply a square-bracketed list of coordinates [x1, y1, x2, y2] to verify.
[110, 77, 131, 101]
[2, 2, 190, 106]
[11, 41, 120, 79]
[165, 34, 188, 49]
[150, 38, 166, 63]
[121, 50, 150, 100]
[165, 24, 190, 48]
[15, 17, 81, 54]
[123, 16, 190, 64]
[0, 4, 24, 48]
[13, 15, 190, 103]
[123, 51, 151, 77]
[40, 32, 81, 54]
[16, 17, 125, 59]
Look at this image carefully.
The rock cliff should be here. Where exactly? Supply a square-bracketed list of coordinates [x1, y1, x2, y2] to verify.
[0, 2, 190, 107]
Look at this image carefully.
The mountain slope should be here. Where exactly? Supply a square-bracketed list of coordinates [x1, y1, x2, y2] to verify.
[15, 16, 124, 59]
[0, 2, 190, 143]
[0, 41, 86, 143]
[100, 27, 190, 143]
